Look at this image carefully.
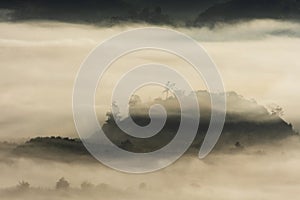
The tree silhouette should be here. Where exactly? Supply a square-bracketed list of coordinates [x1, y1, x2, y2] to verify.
[162, 81, 176, 99]
[129, 94, 142, 107]
[268, 103, 284, 116]
[56, 177, 70, 190]
[106, 101, 121, 123]
[17, 181, 30, 190]
[81, 181, 94, 190]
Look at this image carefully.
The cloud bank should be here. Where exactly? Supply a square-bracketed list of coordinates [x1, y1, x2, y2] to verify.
[0, 20, 300, 140]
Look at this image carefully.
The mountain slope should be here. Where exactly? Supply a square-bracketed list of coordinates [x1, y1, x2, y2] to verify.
[195, 0, 300, 26]
[11, 91, 297, 161]
[103, 91, 296, 153]
[0, 0, 223, 24]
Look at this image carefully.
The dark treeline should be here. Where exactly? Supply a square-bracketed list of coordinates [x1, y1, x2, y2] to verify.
[1, 0, 300, 26]
[8, 91, 297, 161]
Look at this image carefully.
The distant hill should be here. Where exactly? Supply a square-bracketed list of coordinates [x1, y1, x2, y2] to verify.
[0, 0, 223, 25]
[103, 91, 296, 153]
[2, 0, 300, 26]
[194, 0, 300, 26]
[12, 137, 91, 162]
[10, 91, 297, 162]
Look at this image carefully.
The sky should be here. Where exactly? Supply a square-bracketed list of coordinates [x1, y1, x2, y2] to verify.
[0, 19, 300, 140]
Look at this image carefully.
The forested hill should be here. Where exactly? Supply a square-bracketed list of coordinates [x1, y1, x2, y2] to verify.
[9, 91, 297, 162]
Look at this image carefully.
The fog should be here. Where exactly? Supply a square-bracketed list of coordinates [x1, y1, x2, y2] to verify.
[1, 20, 300, 140]
[0, 136, 299, 199]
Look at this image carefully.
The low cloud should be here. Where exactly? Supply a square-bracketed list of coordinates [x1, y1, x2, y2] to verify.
[0, 19, 300, 139]
[1, 136, 300, 199]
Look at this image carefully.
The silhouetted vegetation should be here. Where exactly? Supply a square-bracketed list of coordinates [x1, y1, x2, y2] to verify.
[56, 177, 70, 190]
[194, 0, 300, 26]
[12, 136, 91, 162]
[17, 181, 30, 191]
[81, 181, 94, 190]
[103, 91, 297, 154]
[4, 91, 297, 161]
[1, 0, 300, 26]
